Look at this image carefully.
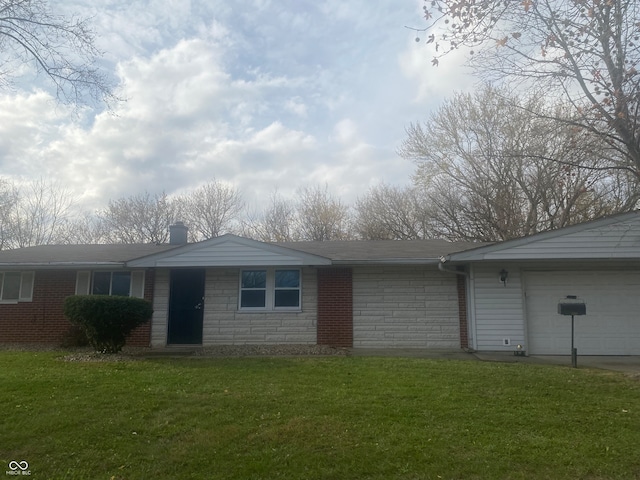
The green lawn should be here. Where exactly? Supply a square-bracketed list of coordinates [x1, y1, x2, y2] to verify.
[1, 352, 639, 479]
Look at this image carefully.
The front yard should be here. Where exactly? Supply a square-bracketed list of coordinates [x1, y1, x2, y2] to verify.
[1, 351, 639, 479]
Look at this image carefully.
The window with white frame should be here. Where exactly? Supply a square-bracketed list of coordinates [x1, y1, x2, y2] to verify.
[240, 269, 301, 310]
[0, 271, 35, 302]
[75, 271, 145, 298]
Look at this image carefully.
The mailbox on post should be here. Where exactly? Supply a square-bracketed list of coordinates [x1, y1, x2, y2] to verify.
[557, 295, 586, 368]
[558, 298, 586, 316]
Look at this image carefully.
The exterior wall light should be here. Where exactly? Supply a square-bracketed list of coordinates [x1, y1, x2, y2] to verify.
[499, 269, 508, 286]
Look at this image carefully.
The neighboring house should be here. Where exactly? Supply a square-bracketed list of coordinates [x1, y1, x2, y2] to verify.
[0, 223, 478, 349]
[443, 211, 640, 355]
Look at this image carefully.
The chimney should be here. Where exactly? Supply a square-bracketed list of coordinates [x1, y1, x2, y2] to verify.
[169, 221, 188, 245]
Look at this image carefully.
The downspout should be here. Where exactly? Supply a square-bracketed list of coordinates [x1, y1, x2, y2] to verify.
[439, 256, 474, 351]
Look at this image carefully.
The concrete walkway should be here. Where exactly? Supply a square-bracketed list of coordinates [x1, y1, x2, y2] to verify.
[350, 348, 640, 374]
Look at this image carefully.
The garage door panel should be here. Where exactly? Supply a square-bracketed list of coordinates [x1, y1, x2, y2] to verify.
[525, 271, 640, 355]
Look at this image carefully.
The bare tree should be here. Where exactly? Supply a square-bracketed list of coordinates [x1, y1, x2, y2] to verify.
[241, 189, 298, 242]
[296, 185, 353, 241]
[55, 212, 107, 245]
[0, 0, 118, 109]
[354, 183, 435, 240]
[98, 191, 180, 244]
[413, 0, 640, 181]
[180, 180, 244, 241]
[5, 178, 75, 248]
[0, 178, 18, 249]
[400, 86, 638, 241]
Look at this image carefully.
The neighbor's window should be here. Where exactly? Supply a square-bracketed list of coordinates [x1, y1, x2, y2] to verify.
[0, 271, 35, 303]
[75, 271, 145, 298]
[240, 269, 301, 310]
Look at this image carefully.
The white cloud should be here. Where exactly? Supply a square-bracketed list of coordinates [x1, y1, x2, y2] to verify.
[399, 37, 475, 104]
[0, 0, 471, 222]
[284, 97, 307, 117]
[332, 119, 359, 145]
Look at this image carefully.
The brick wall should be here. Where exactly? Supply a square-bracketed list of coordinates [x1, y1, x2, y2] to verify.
[0, 270, 76, 344]
[317, 267, 353, 348]
[457, 272, 469, 349]
[0, 269, 154, 347]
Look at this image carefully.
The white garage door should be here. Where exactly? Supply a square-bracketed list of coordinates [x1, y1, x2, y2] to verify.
[525, 271, 640, 355]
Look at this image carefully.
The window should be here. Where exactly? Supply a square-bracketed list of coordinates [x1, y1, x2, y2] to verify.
[75, 271, 145, 298]
[0, 271, 35, 303]
[275, 270, 301, 307]
[240, 270, 267, 308]
[240, 269, 301, 310]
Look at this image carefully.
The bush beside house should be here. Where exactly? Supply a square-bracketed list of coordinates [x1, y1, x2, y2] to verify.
[64, 296, 153, 353]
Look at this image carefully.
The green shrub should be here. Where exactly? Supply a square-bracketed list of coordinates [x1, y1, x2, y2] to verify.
[63, 295, 153, 353]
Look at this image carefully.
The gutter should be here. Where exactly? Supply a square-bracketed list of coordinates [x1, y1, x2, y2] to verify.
[0, 262, 126, 270]
[330, 258, 440, 266]
[438, 255, 469, 276]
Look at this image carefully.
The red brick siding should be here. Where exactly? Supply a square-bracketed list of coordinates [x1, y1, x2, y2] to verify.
[0, 269, 154, 347]
[457, 273, 469, 349]
[317, 268, 353, 348]
[0, 270, 76, 344]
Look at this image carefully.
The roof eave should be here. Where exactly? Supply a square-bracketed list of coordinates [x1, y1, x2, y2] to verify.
[331, 258, 441, 265]
[0, 262, 127, 270]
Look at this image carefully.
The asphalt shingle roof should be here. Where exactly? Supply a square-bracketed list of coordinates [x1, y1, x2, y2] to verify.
[0, 244, 178, 266]
[0, 238, 484, 266]
[273, 240, 483, 263]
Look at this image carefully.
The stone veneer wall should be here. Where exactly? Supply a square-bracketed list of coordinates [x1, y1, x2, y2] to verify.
[352, 265, 460, 348]
[151, 267, 317, 346]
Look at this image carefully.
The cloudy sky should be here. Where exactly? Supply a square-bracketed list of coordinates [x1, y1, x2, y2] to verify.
[1, 0, 473, 213]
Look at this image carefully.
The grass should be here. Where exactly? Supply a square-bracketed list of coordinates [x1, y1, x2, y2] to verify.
[1, 352, 639, 479]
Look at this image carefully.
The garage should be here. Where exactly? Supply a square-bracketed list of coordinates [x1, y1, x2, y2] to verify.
[525, 271, 640, 355]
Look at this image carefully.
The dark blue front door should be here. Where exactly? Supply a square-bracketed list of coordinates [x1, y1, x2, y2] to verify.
[168, 269, 205, 345]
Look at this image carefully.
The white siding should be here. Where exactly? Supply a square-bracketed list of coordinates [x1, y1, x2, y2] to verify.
[471, 264, 526, 351]
[151, 267, 317, 346]
[147, 239, 329, 268]
[150, 269, 170, 347]
[483, 218, 640, 260]
[352, 266, 460, 349]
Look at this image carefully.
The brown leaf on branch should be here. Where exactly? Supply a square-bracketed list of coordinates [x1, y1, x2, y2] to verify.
[521, 0, 533, 12]
[496, 37, 508, 47]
